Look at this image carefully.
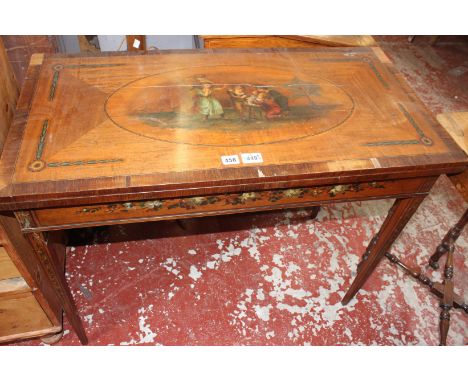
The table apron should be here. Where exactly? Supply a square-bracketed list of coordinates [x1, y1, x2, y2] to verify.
[15, 177, 435, 233]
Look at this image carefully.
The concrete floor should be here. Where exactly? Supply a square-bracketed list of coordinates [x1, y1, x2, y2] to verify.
[17, 36, 468, 346]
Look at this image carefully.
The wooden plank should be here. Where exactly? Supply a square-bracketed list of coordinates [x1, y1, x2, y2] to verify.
[0, 246, 21, 280]
[437, 112, 468, 201]
[437, 112, 468, 154]
[201, 35, 377, 49]
[0, 291, 54, 341]
[281, 35, 377, 47]
[202, 35, 325, 49]
[0, 325, 61, 344]
[0, 38, 19, 153]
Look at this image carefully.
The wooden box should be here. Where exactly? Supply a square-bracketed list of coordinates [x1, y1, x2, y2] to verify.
[0, 217, 63, 343]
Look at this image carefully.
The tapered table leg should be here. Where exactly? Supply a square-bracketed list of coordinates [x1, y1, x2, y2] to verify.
[342, 194, 430, 305]
[26, 231, 88, 345]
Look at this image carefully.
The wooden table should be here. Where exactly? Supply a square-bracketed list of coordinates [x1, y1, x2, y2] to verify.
[0, 48, 466, 345]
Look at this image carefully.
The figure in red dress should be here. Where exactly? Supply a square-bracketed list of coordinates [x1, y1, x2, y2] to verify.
[255, 90, 282, 119]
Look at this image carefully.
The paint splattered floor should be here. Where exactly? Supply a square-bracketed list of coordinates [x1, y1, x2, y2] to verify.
[14, 36, 468, 346]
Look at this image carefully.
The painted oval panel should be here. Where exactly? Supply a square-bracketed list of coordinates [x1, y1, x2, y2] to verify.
[105, 65, 354, 146]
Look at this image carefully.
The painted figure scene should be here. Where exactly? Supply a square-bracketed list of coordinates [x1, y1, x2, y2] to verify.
[134, 76, 343, 131]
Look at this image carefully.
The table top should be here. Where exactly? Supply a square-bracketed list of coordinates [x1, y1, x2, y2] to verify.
[0, 48, 466, 209]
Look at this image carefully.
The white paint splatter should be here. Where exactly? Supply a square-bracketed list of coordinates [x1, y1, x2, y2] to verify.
[273, 254, 284, 267]
[189, 265, 202, 281]
[287, 230, 299, 239]
[256, 289, 265, 300]
[84, 314, 94, 326]
[285, 262, 300, 276]
[254, 304, 272, 321]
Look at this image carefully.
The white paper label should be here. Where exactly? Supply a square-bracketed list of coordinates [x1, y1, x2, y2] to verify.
[221, 155, 240, 165]
[241, 153, 263, 164]
[133, 39, 141, 49]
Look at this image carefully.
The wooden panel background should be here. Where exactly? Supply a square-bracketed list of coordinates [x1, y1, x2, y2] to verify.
[0, 246, 21, 280]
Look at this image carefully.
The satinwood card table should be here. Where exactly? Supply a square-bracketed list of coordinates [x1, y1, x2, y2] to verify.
[0, 48, 466, 344]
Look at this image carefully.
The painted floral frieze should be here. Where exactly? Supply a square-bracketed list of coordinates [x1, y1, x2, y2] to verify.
[75, 182, 386, 216]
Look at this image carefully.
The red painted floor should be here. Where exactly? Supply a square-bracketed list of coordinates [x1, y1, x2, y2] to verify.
[14, 36, 468, 346]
